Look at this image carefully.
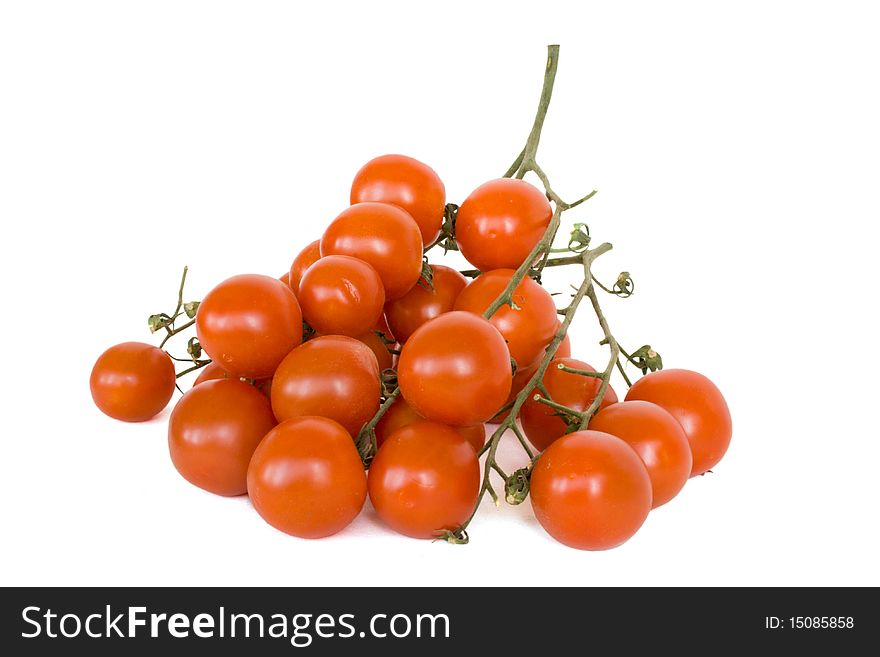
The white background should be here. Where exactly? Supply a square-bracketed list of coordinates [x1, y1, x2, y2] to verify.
[2, 1, 878, 587]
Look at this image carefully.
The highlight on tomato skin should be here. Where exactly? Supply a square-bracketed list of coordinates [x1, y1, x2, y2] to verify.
[625, 368, 732, 477]
[367, 421, 480, 539]
[270, 335, 381, 437]
[297, 254, 385, 337]
[397, 311, 513, 427]
[455, 178, 552, 272]
[90, 342, 176, 422]
[529, 429, 653, 551]
[321, 202, 424, 300]
[195, 274, 303, 380]
[248, 416, 367, 539]
[350, 154, 446, 246]
[168, 378, 277, 497]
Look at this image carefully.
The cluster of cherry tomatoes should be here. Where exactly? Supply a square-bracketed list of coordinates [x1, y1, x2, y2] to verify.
[90, 153, 732, 550]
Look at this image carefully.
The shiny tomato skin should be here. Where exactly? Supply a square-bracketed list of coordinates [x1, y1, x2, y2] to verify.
[455, 178, 552, 272]
[520, 358, 618, 452]
[195, 274, 302, 379]
[297, 255, 385, 337]
[454, 269, 558, 369]
[168, 379, 276, 496]
[350, 154, 446, 246]
[90, 342, 176, 422]
[321, 202, 423, 300]
[589, 400, 693, 508]
[625, 369, 732, 476]
[368, 421, 480, 539]
[397, 311, 512, 426]
[530, 430, 653, 550]
[288, 239, 321, 296]
[384, 264, 467, 344]
[248, 416, 367, 538]
[271, 335, 380, 436]
[375, 397, 486, 452]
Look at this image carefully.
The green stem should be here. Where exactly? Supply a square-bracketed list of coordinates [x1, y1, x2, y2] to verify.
[175, 359, 211, 379]
[557, 364, 606, 378]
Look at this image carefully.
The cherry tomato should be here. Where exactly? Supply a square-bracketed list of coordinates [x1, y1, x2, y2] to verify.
[455, 178, 552, 272]
[350, 154, 446, 246]
[196, 274, 302, 379]
[355, 327, 394, 372]
[375, 397, 485, 452]
[398, 311, 512, 426]
[589, 400, 692, 508]
[271, 335, 380, 436]
[384, 264, 467, 344]
[454, 269, 558, 369]
[520, 358, 618, 451]
[288, 239, 321, 296]
[530, 430, 652, 550]
[248, 416, 367, 538]
[297, 255, 385, 337]
[168, 379, 276, 496]
[625, 369, 732, 476]
[90, 342, 176, 422]
[321, 202, 423, 300]
[368, 421, 480, 539]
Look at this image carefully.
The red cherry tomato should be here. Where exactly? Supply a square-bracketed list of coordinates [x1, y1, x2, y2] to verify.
[398, 311, 512, 426]
[625, 369, 732, 476]
[168, 379, 276, 496]
[90, 342, 176, 422]
[384, 264, 467, 344]
[454, 269, 558, 369]
[271, 335, 380, 436]
[375, 397, 485, 452]
[248, 416, 367, 538]
[196, 274, 302, 379]
[530, 430, 653, 550]
[520, 358, 618, 451]
[321, 202, 423, 300]
[350, 154, 446, 246]
[589, 400, 692, 508]
[368, 421, 480, 539]
[355, 327, 394, 372]
[288, 239, 322, 296]
[455, 178, 552, 271]
[297, 255, 385, 337]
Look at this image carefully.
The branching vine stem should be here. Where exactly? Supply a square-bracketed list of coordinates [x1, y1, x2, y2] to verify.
[350, 45, 629, 544]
